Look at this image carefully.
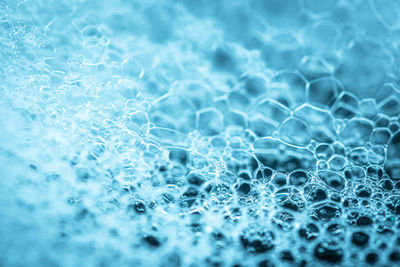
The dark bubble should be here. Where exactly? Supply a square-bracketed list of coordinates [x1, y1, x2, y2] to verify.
[318, 171, 346, 191]
[357, 215, 374, 227]
[257, 259, 275, 267]
[279, 250, 295, 262]
[386, 196, 400, 214]
[275, 187, 305, 212]
[389, 251, 400, 262]
[240, 228, 275, 254]
[365, 252, 379, 265]
[212, 45, 237, 73]
[312, 202, 341, 221]
[236, 182, 252, 195]
[168, 148, 188, 165]
[343, 197, 359, 208]
[128, 201, 146, 214]
[298, 223, 320, 241]
[313, 240, 344, 263]
[272, 173, 287, 187]
[380, 179, 393, 191]
[326, 223, 346, 238]
[304, 184, 328, 202]
[143, 235, 162, 247]
[186, 172, 206, 186]
[356, 185, 372, 198]
[289, 170, 309, 186]
[351, 231, 370, 247]
[345, 166, 365, 180]
[272, 211, 295, 231]
[367, 165, 383, 180]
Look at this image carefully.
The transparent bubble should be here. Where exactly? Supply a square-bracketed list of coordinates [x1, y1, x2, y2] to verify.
[386, 132, 400, 179]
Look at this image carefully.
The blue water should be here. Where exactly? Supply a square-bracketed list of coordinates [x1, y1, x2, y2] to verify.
[1, 0, 400, 266]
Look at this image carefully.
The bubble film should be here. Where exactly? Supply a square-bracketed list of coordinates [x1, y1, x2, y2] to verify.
[1, 0, 400, 266]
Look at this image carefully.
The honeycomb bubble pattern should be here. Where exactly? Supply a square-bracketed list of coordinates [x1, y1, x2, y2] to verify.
[1, 0, 400, 266]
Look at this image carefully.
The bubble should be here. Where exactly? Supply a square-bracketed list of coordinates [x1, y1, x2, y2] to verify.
[311, 201, 341, 221]
[236, 182, 252, 195]
[326, 223, 346, 238]
[275, 187, 305, 212]
[239, 73, 267, 98]
[272, 173, 287, 187]
[240, 227, 275, 254]
[313, 240, 344, 263]
[367, 165, 383, 180]
[380, 179, 394, 191]
[228, 91, 251, 112]
[368, 146, 386, 165]
[307, 77, 343, 109]
[294, 104, 336, 142]
[252, 98, 290, 127]
[304, 184, 328, 202]
[339, 118, 373, 147]
[389, 251, 400, 262]
[349, 147, 369, 166]
[298, 223, 320, 241]
[335, 39, 389, 98]
[375, 114, 390, 127]
[328, 155, 347, 171]
[385, 132, 400, 179]
[389, 122, 400, 133]
[318, 171, 346, 191]
[351, 231, 370, 247]
[386, 196, 400, 214]
[379, 95, 400, 117]
[143, 235, 162, 247]
[356, 185, 372, 198]
[223, 110, 246, 130]
[143, 4, 175, 43]
[254, 137, 316, 172]
[128, 201, 146, 214]
[196, 108, 224, 136]
[279, 117, 311, 147]
[257, 259, 275, 267]
[279, 250, 295, 262]
[315, 143, 334, 160]
[344, 166, 365, 180]
[249, 118, 276, 138]
[186, 172, 206, 186]
[357, 215, 374, 227]
[168, 148, 188, 165]
[370, 128, 391, 145]
[268, 70, 307, 109]
[365, 252, 379, 264]
[262, 33, 303, 71]
[255, 167, 274, 183]
[289, 170, 309, 186]
[359, 99, 378, 119]
[149, 95, 196, 133]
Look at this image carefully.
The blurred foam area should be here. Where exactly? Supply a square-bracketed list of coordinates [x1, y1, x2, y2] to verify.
[1, 0, 400, 266]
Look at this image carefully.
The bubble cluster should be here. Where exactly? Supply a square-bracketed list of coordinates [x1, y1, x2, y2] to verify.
[1, 0, 400, 266]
